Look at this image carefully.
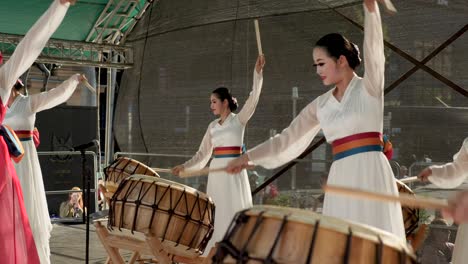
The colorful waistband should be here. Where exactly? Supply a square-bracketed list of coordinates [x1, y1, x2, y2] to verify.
[332, 132, 383, 161]
[15, 130, 33, 141]
[213, 145, 246, 158]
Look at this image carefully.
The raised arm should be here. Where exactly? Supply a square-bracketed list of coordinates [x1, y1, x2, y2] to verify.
[427, 138, 468, 188]
[0, 0, 71, 105]
[30, 74, 81, 113]
[362, 1, 385, 97]
[247, 99, 321, 169]
[237, 55, 265, 125]
[180, 124, 214, 171]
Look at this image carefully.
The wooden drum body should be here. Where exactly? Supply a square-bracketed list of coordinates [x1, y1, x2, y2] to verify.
[213, 206, 417, 264]
[108, 175, 215, 258]
[104, 157, 159, 194]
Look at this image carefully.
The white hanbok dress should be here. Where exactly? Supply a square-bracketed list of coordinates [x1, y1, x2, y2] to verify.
[4, 74, 80, 264]
[182, 70, 263, 252]
[428, 138, 468, 264]
[0, 1, 71, 263]
[247, 3, 405, 240]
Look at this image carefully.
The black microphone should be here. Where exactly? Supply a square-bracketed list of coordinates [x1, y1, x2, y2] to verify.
[71, 140, 98, 151]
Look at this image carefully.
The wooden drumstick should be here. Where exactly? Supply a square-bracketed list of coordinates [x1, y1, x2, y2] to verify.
[180, 165, 256, 178]
[151, 168, 172, 173]
[400, 176, 419, 184]
[254, 19, 263, 55]
[323, 184, 450, 210]
[80, 75, 97, 94]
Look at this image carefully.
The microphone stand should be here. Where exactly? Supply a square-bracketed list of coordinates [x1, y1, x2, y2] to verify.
[79, 148, 91, 264]
[73, 141, 97, 264]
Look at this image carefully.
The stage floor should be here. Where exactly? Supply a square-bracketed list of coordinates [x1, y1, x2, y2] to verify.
[50, 223, 123, 263]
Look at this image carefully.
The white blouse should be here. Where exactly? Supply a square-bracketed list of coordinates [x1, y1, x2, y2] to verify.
[247, 4, 385, 169]
[182, 70, 263, 171]
[429, 138, 468, 188]
[0, 0, 70, 105]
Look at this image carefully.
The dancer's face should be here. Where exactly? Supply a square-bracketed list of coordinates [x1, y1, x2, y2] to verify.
[313, 47, 341, 86]
[210, 94, 228, 116]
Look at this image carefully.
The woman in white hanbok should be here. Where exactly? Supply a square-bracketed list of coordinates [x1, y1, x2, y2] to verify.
[0, 1, 74, 262]
[172, 55, 265, 252]
[228, 0, 406, 240]
[4, 74, 81, 264]
[418, 138, 468, 264]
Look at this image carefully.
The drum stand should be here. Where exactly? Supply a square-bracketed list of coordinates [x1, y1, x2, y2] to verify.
[94, 221, 216, 264]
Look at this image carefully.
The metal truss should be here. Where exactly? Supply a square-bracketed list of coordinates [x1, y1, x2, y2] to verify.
[86, 0, 156, 45]
[0, 33, 133, 69]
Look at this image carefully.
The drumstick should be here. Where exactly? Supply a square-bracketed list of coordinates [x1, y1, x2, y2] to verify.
[254, 19, 263, 55]
[323, 184, 450, 210]
[180, 165, 256, 178]
[400, 176, 419, 184]
[151, 168, 172, 173]
[80, 76, 97, 94]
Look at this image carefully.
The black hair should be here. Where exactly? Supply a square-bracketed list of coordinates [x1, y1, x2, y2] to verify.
[212, 87, 238, 112]
[315, 33, 362, 70]
[13, 79, 24, 91]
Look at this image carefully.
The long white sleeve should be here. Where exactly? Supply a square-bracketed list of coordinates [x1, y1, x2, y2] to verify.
[247, 99, 321, 169]
[30, 74, 80, 113]
[428, 138, 468, 189]
[362, 2, 385, 98]
[182, 124, 214, 171]
[0, 0, 70, 105]
[237, 70, 263, 125]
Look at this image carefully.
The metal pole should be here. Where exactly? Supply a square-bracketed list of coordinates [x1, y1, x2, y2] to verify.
[291, 87, 299, 190]
[104, 65, 115, 166]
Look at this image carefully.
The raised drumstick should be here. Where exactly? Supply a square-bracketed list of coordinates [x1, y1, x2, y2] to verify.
[381, 0, 397, 14]
[323, 184, 449, 210]
[254, 19, 263, 55]
[80, 75, 96, 94]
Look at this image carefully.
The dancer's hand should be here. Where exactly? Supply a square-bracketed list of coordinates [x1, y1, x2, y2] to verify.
[365, 0, 395, 13]
[60, 0, 77, 5]
[78, 74, 87, 83]
[442, 191, 468, 223]
[172, 165, 184, 176]
[227, 154, 250, 174]
[255, 54, 265, 74]
[364, 0, 378, 12]
[417, 167, 432, 182]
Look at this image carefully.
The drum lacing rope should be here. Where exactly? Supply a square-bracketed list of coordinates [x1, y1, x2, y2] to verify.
[173, 188, 192, 247]
[103, 157, 122, 182]
[187, 192, 212, 251]
[119, 179, 141, 232]
[109, 178, 215, 253]
[213, 210, 251, 263]
[241, 211, 266, 255]
[375, 235, 384, 264]
[344, 227, 353, 264]
[108, 174, 136, 231]
[198, 198, 215, 253]
[214, 210, 285, 264]
[264, 215, 288, 264]
[405, 207, 420, 236]
[305, 220, 320, 264]
[131, 178, 154, 234]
